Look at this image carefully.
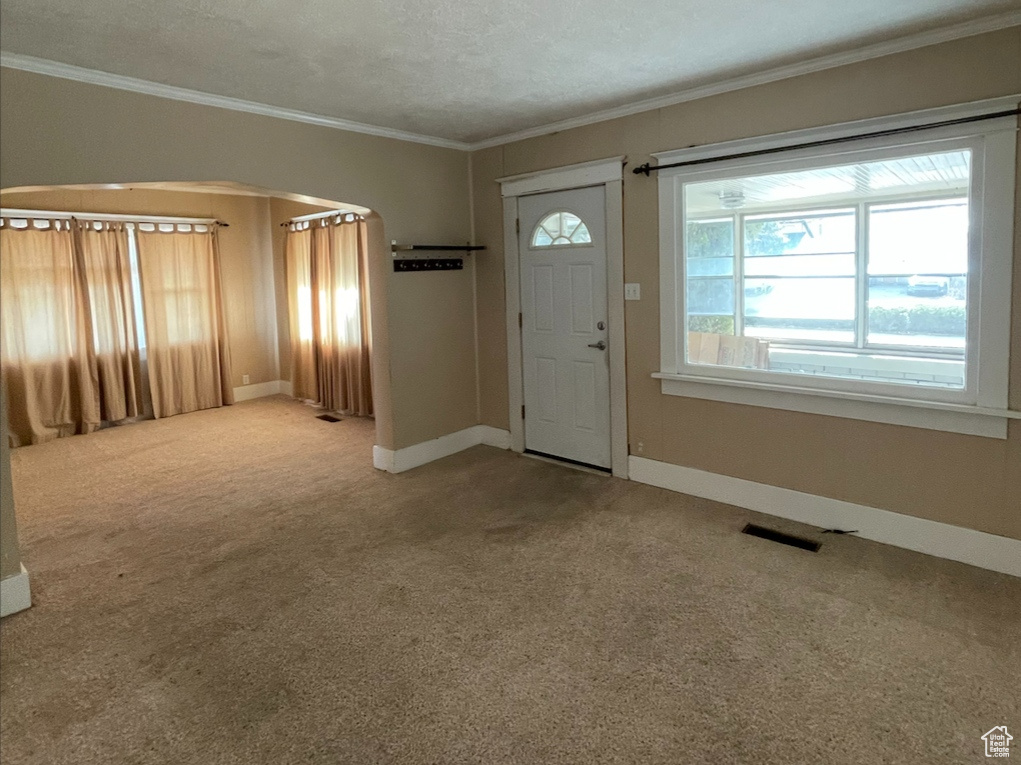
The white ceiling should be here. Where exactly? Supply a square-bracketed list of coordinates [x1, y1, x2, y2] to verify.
[0, 0, 1017, 146]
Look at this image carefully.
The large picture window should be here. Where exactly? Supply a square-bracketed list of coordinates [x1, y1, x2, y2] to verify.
[657, 105, 1017, 437]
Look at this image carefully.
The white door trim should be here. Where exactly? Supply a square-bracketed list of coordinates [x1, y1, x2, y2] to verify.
[500, 158, 628, 478]
[497, 156, 626, 198]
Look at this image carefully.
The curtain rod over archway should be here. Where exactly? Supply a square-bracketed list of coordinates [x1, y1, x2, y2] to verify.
[631, 107, 1021, 176]
[279, 208, 363, 227]
[0, 208, 228, 226]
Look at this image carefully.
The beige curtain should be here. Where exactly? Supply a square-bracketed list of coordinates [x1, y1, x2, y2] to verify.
[1, 220, 99, 444]
[74, 222, 144, 422]
[136, 227, 233, 418]
[286, 217, 372, 416]
[285, 226, 317, 401]
[1, 219, 144, 445]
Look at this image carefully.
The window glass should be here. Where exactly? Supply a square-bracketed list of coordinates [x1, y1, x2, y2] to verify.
[742, 209, 856, 345]
[531, 211, 592, 247]
[866, 199, 968, 352]
[680, 149, 971, 389]
[685, 219, 734, 332]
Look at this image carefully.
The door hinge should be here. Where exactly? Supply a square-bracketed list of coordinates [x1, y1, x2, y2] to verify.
[518, 312, 523, 328]
[516, 218, 520, 235]
[521, 404, 526, 419]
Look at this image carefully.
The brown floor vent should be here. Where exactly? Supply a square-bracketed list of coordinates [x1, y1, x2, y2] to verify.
[316, 414, 343, 423]
[741, 523, 821, 552]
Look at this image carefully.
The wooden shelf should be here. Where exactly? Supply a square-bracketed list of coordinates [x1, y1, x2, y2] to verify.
[391, 243, 486, 253]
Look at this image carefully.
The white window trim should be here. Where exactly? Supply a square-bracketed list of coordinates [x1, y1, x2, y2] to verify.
[655, 99, 1019, 439]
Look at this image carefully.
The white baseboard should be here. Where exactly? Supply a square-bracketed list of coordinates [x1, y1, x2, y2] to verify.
[629, 456, 1021, 578]
[232, 380, 292, 402]
[477, 425, 512, 449]
[372, 445, 395, 472]
[0, 564, 31, 617]
[374, 425, 512, 473]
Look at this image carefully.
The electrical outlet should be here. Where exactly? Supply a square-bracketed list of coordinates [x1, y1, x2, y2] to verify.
[636, 441, 644, 454]
[242, 374, 250, 385]
[624, 283, 641, 301]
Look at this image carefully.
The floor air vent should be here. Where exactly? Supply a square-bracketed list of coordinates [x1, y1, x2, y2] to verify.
[316, 414, 343, 423]
[741, 523, 821, 552]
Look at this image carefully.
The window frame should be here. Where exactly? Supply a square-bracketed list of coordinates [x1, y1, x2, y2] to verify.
[656, 106, 1018, 438]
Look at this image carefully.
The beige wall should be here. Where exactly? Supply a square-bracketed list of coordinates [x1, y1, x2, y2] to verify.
[0, 68, 478, 450]
[2, 27, 1018, 551]
[0, 187, 282, 389]
[471, 27, 1021, 540]
[265, 195, 479, 439]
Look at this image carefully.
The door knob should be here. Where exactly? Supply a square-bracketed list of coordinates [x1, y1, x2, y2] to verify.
[588, 340, 606, 350]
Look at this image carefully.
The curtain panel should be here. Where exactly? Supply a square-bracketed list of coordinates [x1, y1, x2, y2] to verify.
[136, 227, 234, 418]
[286, 217, 372, 416]
[75, 222, 144, 423]
[285, 226, 317, 402]
[0, 219, 142, 445]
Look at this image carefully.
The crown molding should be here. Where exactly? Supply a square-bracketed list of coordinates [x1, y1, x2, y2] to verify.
[2, 11, 1018, 154]
[0, 52, 472, 151]
[467, 11, 1021, 150]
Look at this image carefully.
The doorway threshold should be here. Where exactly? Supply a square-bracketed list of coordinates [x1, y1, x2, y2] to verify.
[523, 450, 611, 476]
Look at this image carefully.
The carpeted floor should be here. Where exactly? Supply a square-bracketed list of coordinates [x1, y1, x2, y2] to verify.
[1, 396, 1018, 764]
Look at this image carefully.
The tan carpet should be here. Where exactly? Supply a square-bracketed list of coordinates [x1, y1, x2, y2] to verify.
[1, 396, 1018, 764]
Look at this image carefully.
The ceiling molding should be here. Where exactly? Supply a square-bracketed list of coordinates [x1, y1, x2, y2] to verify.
[0, 52, 472, 151]
[2, 11, 1018, 153]
[468, 11, 1021, 150]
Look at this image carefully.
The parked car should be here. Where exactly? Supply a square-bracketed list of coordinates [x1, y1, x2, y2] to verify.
[907, 275, 949, 296]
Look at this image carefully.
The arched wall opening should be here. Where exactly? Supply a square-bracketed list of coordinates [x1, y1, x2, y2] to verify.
[0, 69, 481, 615]
[0, 180, 396, 452]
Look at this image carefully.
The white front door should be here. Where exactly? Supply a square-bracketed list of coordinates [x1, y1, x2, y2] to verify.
[519, 186, 611, 469]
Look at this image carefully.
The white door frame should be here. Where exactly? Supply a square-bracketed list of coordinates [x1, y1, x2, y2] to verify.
[498, 157, 628, 478]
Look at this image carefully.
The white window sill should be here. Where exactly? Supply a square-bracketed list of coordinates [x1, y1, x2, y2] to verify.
[652, 372, 1019, 439]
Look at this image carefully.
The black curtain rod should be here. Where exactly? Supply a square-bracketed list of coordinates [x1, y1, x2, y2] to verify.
[279, 214, 363, 227]
[632, 108, 1021, 176]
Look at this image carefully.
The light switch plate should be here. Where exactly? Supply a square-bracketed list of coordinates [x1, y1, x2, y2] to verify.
[624, 283, 641, 301]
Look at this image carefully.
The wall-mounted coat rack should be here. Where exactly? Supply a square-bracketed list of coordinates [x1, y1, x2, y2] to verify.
[391, 242, 486, 272]
[394, 258, 464, 272]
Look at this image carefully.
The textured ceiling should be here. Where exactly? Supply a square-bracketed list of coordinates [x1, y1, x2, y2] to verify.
[0, 0, 1017, 144]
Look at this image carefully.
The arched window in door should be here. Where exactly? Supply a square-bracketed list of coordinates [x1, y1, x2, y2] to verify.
[531, 211, 592, 248]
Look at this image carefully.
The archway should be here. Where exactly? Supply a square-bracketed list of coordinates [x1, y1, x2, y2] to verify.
[0, 181, 396, 616]
[0, 180, 395, 451]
